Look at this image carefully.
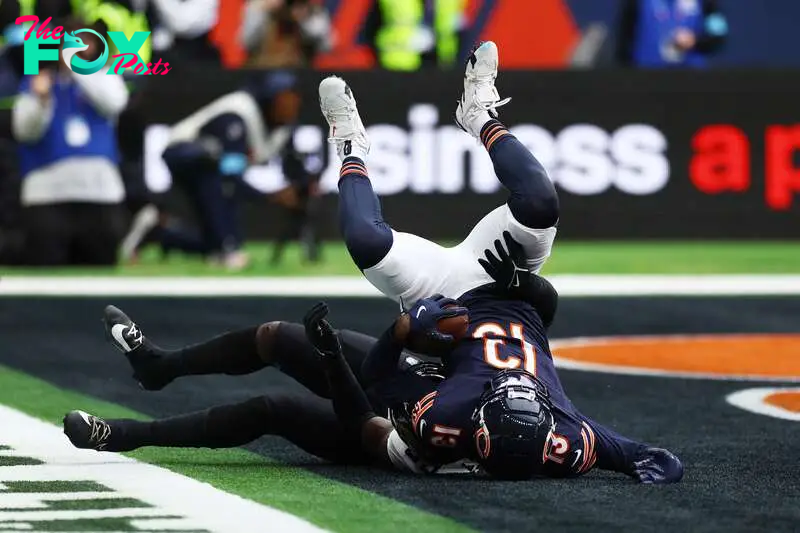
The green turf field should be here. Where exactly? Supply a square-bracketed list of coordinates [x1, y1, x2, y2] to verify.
[0, 365, 471, 533]
[0, 241, 798, 276]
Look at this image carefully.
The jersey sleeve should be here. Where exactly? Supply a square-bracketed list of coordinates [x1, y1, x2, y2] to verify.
[408, 391, 473, 465]
[579, 416, 648, 476]
[545, 413, 648, 478]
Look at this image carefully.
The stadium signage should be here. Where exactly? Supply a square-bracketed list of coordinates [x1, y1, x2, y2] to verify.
[144, 106, 671, 198]
[690, 124, 800, 211]
[132, 69, 800, 239]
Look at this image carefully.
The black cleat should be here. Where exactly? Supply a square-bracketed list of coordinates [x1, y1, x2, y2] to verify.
[104, 305, 144, 354]
[63, 410, 112, 451]
[103, 305, 173, 391]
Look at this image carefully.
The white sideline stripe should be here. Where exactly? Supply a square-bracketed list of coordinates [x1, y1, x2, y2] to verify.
[3, 274, 800, 296]
[131, 517, 218, 530]
[0, 276, 381, 297]
[0, 508, 176, 520]
[0, 492, 129, 509]
[0, 406, 325, 533]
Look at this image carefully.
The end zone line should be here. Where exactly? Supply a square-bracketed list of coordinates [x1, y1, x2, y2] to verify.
[3, 275, 800, 296]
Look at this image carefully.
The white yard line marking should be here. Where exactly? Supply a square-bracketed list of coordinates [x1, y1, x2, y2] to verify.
[3, 274, 800, 296]
[0, 406, 325, 533]
[0, 492, 130, 509]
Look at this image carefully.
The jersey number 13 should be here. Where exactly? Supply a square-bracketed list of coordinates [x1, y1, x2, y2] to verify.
[473, 323, 537, 376]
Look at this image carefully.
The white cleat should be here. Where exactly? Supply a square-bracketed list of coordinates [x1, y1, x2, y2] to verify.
[318, 76, 370, 162]
[455, 41, 511, 138]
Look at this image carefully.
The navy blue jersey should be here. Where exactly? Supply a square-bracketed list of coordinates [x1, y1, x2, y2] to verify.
[199, 113, 249, 156]
[407, 286, 647, 477]
[168, 91, 291, 165]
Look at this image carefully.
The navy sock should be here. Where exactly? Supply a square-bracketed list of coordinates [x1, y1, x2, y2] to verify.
[480, 120, 559, 229]
[337, 157, 393, 270]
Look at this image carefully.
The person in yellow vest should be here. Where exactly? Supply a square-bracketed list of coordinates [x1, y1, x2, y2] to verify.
[364, 0, 466, 71]
[72, 0, 151, 66]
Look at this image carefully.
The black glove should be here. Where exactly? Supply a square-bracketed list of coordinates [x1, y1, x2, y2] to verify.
[478, 231, 530, 291]
[478, 231, 558, 329]
[303, 302, 342, 359]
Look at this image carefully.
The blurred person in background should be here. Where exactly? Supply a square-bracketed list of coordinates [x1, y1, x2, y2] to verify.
[616, 0, 728, 68]
[152, 71, 302, 271]
[240, 0, 331, 68]
[77, 0, 152, 66]
[269, 130, 323, 266]
[143, 0, 221, 64]
[116, 77, 161, 265]
[364, 0, 466, 71]
[11, 16, 128, 266]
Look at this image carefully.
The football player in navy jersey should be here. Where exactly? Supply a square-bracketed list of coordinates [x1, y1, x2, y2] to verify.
[332, 233, 683, 481]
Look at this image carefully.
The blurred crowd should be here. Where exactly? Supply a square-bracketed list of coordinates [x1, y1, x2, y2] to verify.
[0, 0, 325, 270]
[0, 1, 732, 72]
[0, 0, 733, 270]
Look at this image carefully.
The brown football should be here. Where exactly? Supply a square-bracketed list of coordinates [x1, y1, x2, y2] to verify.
[406, 304, 470, 355]
[437, 303, 470, 341]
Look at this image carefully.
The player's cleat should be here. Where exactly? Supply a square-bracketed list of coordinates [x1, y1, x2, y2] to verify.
[63, 410, 112, 451]
[319, 76, 370, 162]
[103, 305, 173, 391]
[104, 305, 144, 354]
[455, 41, 511, 138]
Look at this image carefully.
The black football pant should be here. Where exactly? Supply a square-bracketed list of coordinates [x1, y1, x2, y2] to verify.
[105, 324, 402, 464]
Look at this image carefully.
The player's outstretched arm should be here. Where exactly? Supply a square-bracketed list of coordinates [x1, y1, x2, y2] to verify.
[303, 302, 400, 467]
[361, 295, 468, 386]
[360, 315, 410, 387]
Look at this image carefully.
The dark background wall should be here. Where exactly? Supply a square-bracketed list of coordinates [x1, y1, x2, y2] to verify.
[132, 69, 800, 240]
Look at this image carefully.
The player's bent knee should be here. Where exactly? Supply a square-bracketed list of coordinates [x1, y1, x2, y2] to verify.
[255, 321, 283, 364]
[343, 220, 393, 270]
[508, 184, 560, 229]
